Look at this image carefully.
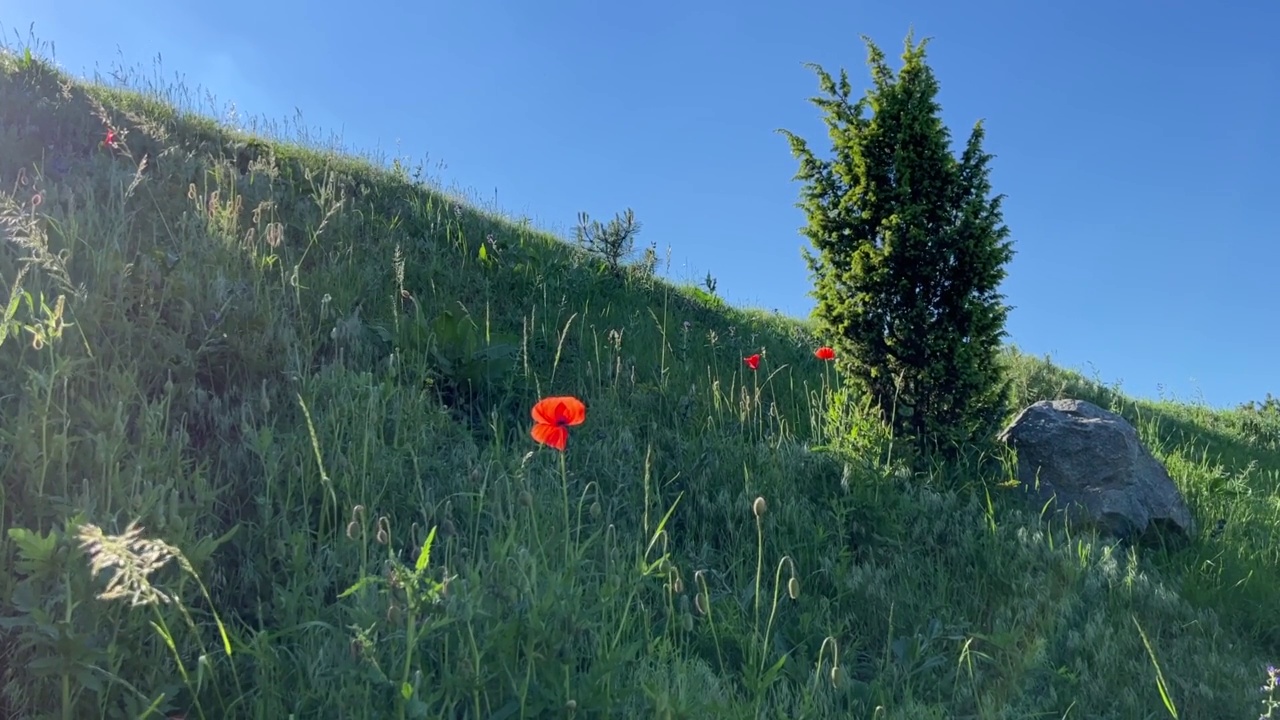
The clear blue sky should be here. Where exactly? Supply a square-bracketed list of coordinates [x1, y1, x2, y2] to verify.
[5, 0, 1278, 409]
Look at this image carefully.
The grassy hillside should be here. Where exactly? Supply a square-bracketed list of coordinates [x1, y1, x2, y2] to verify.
[2, 36, 1280, 720]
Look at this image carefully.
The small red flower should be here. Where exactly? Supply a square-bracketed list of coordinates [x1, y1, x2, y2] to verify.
[814, 346, 835, 361]
[530, 396, 586, 452]
[744, 354, 760, 371]
[105, 129, 116, 147]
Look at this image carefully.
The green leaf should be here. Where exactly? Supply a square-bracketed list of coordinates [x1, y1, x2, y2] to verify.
[762, 653, 787, 686]
[337, 576, 375, 599]
[186, 523, 241, 568]
[415, 525, 438, 574]
[7, 527, 59, 576]
[3, 289, 20, 322]
[407, 699, 430, 719]
[400, 681, 413, 700]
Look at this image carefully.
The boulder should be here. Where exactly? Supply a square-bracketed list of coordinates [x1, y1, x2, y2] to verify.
[997, 399, 1195, 539]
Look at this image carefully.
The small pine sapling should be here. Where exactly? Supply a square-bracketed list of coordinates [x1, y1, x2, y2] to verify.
[575, 208, 643, 278]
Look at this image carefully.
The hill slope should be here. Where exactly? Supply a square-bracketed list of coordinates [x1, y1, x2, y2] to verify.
[2, 39, 1279, 720]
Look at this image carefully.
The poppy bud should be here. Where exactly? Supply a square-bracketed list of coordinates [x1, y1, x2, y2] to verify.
[752, 496, 767, 519]
[788, 576, 800, 600]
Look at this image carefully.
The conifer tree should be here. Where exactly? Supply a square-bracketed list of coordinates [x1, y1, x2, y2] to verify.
[780, 33, 1015, 453]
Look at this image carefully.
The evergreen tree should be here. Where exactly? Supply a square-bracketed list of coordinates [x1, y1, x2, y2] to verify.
[780, 33, 1015, 454]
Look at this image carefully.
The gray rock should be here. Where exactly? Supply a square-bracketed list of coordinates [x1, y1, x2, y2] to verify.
[997, 399, 1195, 539]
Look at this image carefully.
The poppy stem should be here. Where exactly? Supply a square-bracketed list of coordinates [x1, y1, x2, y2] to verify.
[753, 370, 761, 444]
[559, 451, 571, 563]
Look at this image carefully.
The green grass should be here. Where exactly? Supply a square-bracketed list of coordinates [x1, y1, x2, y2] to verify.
[2, 29, 1280, 720]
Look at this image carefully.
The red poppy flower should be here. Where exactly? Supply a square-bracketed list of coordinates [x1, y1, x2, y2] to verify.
[814, 346, 835, 361]
[744, 354, 760, 371]
[530, 395, 586, 451]
[105, 130, 116, 146]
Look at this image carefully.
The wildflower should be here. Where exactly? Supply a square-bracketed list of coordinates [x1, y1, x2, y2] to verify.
[814, 346, 835, 361]
[530, 395, 586, 452]
[1263, 664, 1280, 718]
[105, 129, 117, 148]
[744, 354, 760, 371]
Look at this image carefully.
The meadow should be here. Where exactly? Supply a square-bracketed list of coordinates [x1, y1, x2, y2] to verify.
[2, 31, 1280, 719]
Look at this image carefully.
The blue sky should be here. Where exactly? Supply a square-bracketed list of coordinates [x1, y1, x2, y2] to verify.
[5, 0, 1278, 408]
